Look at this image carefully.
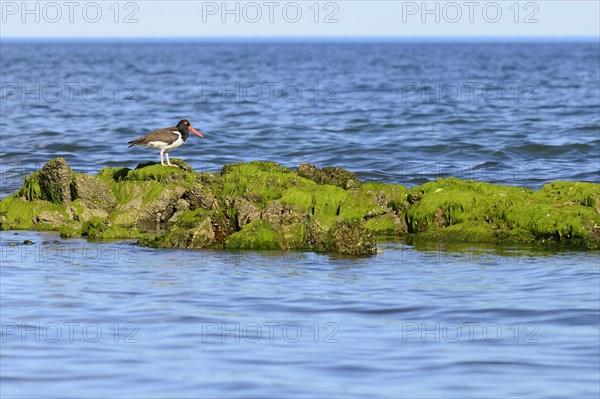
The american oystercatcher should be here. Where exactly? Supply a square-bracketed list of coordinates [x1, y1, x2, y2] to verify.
[128, 119, 204, 166]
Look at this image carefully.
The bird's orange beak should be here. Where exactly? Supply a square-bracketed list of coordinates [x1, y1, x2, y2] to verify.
[189, 126, 204, 138]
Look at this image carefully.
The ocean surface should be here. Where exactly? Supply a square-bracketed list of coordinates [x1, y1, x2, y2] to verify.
[1, 41, 599, 398]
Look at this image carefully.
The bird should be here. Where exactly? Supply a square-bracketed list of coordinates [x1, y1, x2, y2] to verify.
[128, 119, 204, 166]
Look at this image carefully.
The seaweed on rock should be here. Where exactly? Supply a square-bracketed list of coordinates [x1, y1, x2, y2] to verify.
[1, 158, 599, 255]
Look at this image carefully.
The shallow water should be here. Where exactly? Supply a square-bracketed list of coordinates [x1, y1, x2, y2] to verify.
[1, 41, 599, 397]
[1, 231, 599, 398]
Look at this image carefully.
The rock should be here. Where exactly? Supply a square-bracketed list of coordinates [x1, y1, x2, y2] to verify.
[186, 182, 216, 210]
[298, 163, 359, 189]
[134, 159, 193, 173]
[168, 198, 191, 223]
[234, 197, 261, 228]
[307, 218, 331, 251]
[187, 218, 216, 248]
[34, 210, 64, 225]
[433, 208, 449, 228]
[261, 201, 309, 250]
[365, 211, 408, 235]
[72, 174, 116, 212]
[37, 158, 73, 205]
[261, 201, 298, 224]
[225, 219, 279, 250]
[143, 186, 186, 222]
[3, 158, 600, 253]
[71, 200, 108, 221]
[330, 219, 377, 256]
[169, 158, 193, 172]
[128, 163, 192, 183]
[81, 217, 106, 238]
[110, 185, 145, 225]
[97, 167, 130, 182]
[161, 217, 216, 249]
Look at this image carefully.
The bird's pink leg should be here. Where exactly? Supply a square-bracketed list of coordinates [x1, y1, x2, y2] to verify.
[165, 151, 173, 166]
[160, 149, 165, 166]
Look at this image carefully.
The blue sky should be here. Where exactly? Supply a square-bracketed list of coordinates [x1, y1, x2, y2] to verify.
[1, 1, 598, 38]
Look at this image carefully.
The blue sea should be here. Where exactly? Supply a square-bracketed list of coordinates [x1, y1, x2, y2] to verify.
[1, 41, 599, 398]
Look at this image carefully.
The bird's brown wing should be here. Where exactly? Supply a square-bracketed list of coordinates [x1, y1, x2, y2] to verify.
[128, 126, 178, 147]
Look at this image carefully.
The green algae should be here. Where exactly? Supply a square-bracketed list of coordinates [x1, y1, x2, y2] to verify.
[81, 217, 106, 238]
[538, 181, 600, 209]
[225, 219, 280, 250]
[125, 164, 195, 184]
[280, 185, 346, 226]
[364, 213, 399, 235]
[504, 202, 597, 242]
[176, 208, 213, 228]
[101, 225, 143, 239]
[329, 219, 377, 255]
[59, 225, 82, 238]
[0, 196, 71, 231]
[216, 161, 301, 206]
[2, 158, 599, 254]
[405, 178, 600, 248]
[16, 172, 42, 201]
[297, 163, 359, 189]
[97, 167, 131, 182]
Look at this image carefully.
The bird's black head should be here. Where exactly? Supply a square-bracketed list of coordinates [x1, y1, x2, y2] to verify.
[177, 119, 191, 131]
[176, 119, 204, 138]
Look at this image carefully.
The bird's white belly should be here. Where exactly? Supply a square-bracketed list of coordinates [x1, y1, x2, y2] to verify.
[147, 137, 184, 150]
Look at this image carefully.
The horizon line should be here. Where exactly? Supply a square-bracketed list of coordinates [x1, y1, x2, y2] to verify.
[1, 35, 598, 42]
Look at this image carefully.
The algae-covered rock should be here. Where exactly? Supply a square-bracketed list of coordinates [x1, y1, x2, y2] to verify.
[35, 210, 66, 225]
[330, 219, 377, 256]
[152, 216, 216, 249]
[406, 178, 600, 248]
[186, 181, 216, 210]
[1, 195, 73, 231]
[261, 201, 309, 250]
[364, 211, 407, 235]
[40, 158, 73, 204]
[298, 163, 359, 189]
[72, 174, 116, 212]
[32, 157, 74, 205]
[142, 186, 187, 223]
[225, 219, 280, 250]
[234, 197, 261, 228]
[2, 158, 600, 254]
[127, 162, 195, 183]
